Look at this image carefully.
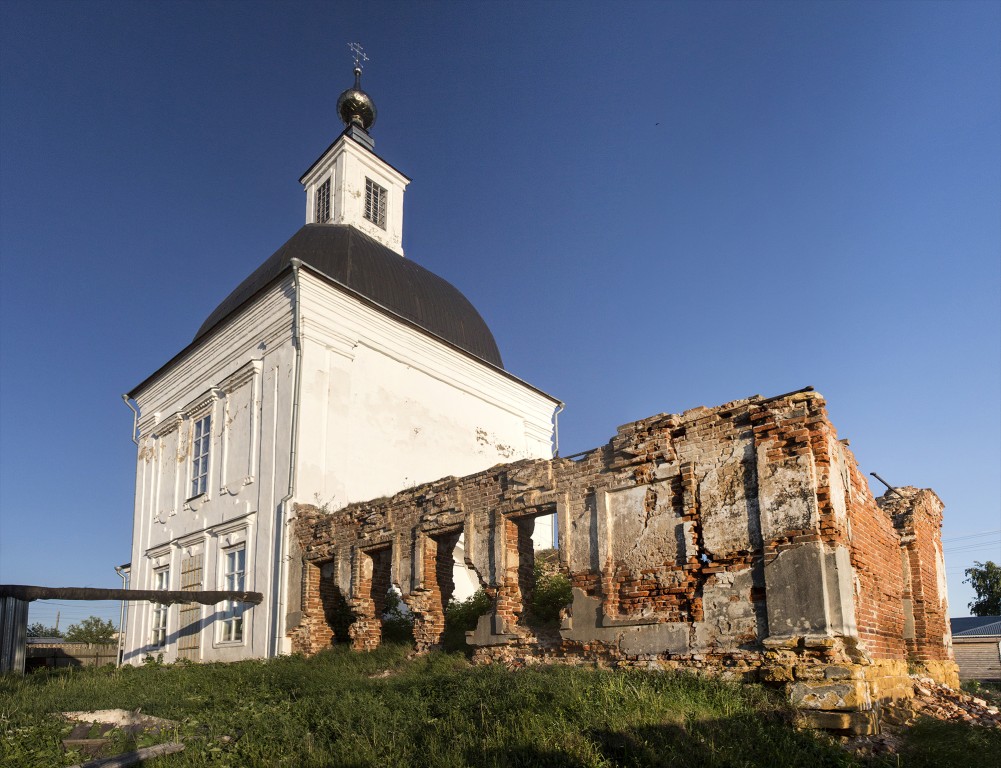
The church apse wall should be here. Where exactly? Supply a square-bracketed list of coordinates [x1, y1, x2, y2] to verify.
[289, 388, 957, 733]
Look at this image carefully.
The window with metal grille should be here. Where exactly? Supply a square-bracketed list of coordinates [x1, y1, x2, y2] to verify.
[190, 415, 210, 498]
[221, 546, 246, 642]
[315, 178, 331, 223]
[150, 567, 169, 647]
[364, 177, 387, 229]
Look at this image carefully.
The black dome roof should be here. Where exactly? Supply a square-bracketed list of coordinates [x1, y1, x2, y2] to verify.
[194, 225, 503, 368]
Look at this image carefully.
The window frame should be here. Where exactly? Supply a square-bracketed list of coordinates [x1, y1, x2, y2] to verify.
[189, 414, 211, 499]
[219, 545, 246, 644]
[150, 567, 170, 647]
[364, 177, 387, 229]
[315, 178, 331, 223]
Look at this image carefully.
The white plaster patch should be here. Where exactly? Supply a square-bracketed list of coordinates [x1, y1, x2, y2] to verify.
[699, 453, 756, 557]
[756, 450, 820, 541]
[608, 481, 684, 569]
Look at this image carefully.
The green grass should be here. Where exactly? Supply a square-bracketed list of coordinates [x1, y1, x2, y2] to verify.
[2, 646, 998, 767]
[962, 678, 1001, 705]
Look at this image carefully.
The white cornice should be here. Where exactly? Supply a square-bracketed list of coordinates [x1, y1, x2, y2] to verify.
[145, 511, 257, 556]
[300, 134, 410, 188]
[218, 359, 263, 394]
[150, 412, 184, 438]
[301, 320, 358, 360]
[133, 280, 295, 413]
[184, 388, 220, 418]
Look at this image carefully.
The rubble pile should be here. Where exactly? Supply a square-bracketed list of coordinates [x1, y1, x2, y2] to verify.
[847, 678, 1000, 756]
[906, 677, 1001, 727]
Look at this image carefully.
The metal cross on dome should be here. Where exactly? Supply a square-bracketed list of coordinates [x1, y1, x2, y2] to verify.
[348, 42, 369, 70]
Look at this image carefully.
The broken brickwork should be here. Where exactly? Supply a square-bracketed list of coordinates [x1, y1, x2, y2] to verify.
[288, 388, 958, 733]
[878, 488, 954, 674]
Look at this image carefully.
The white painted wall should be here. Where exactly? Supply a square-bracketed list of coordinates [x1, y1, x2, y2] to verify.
[294, 269, 556, 509]
[123, 279, 297, 665]
[302, 135, 409, 256]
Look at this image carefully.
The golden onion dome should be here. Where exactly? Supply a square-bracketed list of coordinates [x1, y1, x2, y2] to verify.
[336, 67, 377, 131]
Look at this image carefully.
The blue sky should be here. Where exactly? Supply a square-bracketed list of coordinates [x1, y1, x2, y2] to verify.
[1, 1, 998, 632]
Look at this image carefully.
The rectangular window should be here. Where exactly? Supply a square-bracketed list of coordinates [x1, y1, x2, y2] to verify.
[221, 546, 246, 642]
[364, 177, 387, 229]
[190, 415, 210, 498]
[315, 178, 331, 223]
[151, 567, 169, 647]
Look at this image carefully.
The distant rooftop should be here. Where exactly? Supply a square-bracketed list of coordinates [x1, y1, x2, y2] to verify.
[951, 616, 1001, 637]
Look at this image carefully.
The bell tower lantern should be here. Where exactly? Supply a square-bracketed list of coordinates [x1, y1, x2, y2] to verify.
[299, 44, 410, 256]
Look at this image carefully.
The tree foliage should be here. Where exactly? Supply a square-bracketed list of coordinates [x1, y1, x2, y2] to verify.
[442, 588, 492, 653]
[965, 561, 1001, 616]
[530, 549, 573, 625]
[64, 616, 117, 643]
[26, 622, 62, 638]
[381, 586, 415, 644]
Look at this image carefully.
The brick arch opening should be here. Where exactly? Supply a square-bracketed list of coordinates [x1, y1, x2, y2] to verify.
[408, 529, 464, 651]
[317, 560, 353, 646]
[495, 506, 566, 635]
[293, 558, 354, 653]
[349, 546, 393, 651]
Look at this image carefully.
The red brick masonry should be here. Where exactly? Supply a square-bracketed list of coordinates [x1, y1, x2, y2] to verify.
[288, 389, 958, 733]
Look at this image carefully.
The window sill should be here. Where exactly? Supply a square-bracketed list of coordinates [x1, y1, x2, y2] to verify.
[183, 493, 210, 512]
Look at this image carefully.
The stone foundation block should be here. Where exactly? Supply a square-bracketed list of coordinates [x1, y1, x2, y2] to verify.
[794, 664, 863, 681]
[916, 659, 961, 689]
[789, 679, 870, 711]
[800, 710, 878, 735]
[760, 665, 795, 683]
[822, 665, 858, 680]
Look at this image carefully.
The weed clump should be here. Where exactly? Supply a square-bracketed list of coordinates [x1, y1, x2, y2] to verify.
[442, 589, 491, 653]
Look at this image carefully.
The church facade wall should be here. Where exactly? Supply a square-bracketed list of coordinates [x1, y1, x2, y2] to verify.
[290, 389, 958, 734]
[124, 278, 298, 665]
[125, 268, 559, 663]
[293, 269, 557, 511]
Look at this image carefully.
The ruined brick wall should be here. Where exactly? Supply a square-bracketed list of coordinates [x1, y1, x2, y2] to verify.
[409, 530, 461, 649]
[844, 461, 909, 660]
[288, 559, 350, 654]
[881, 489, 953, 662]
[289, 388, 958, 731]
[287, 562, 328, 654]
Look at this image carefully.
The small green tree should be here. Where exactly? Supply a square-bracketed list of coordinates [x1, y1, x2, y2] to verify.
[26, 622, 62, 638]
[64, 616, 117, 643]
[442, 589, 492, 654]
[530, 549, 573, 625]
[964, 561, 1001, 616]
[381, 587, 415, 644]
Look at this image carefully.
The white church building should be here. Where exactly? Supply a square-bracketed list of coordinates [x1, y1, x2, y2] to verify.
[121, 64, 560, 664]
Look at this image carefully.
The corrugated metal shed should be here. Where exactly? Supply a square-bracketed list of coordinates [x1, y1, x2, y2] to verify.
[0, 596, 28, 674]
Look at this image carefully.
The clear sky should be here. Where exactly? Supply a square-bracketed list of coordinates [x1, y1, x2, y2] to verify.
[1, 1, 998, 633]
